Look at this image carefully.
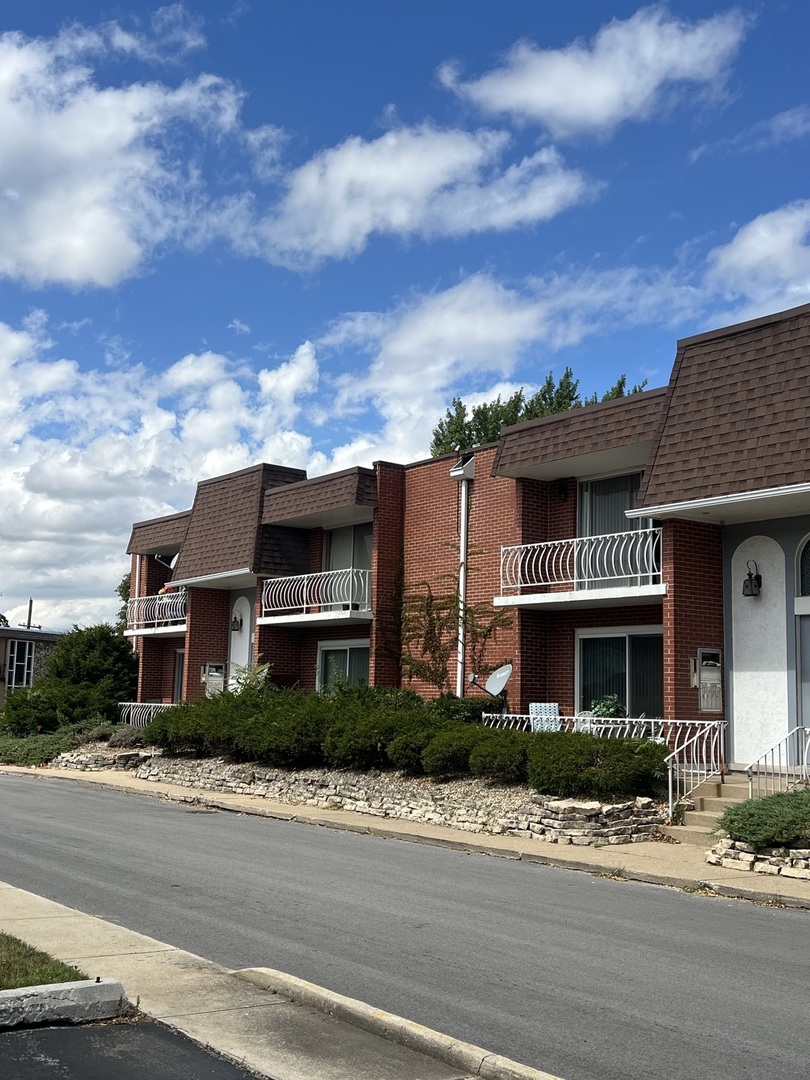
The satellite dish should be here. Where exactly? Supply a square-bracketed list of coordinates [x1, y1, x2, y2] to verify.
[485, 663, 512, 698]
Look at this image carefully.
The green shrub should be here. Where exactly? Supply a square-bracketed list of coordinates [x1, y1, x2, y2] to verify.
[322, 708, 406, 771]
[469, 730, 531, 784]
[107, 725, 149, 749]
[1, 683, 109, 736]
[0, 731, 80, 766]
[527, 732, 667, 799]
[718, 788, 810, 849]
[421, 724, 488, 778]
[387, 725, 439, 775]
[426, 694, 488, 725]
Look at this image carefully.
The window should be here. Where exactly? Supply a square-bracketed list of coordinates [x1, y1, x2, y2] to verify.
[317, 640, 370, 690]
[577, 628, 663, 717]
[324, 523, 372, 573]
[7, 639, 35, 692]
[800, 539, 810, 596]
[579, 474, 645, 538]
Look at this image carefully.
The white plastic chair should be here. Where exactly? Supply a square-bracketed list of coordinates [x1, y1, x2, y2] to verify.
[529, 702, 561, 733]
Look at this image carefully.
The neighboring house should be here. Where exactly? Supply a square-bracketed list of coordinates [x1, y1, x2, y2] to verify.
[125, 302, 810, 765]
[0, 626, 62, 712]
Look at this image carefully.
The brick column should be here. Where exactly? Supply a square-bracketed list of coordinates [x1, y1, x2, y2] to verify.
[662, 520, 724, 720]
[370, 462, 405, 688]
[183, 588, 230, 702]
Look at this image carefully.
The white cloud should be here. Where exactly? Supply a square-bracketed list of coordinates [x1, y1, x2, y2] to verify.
[253, 124, 594, 267]
[257, 341, 319, 426]
[706, 201, 810, 310]
[439, 7, 749, 138]
[228, 319, 251, 335]
[0, 23, 244, 288]
[690, 105, 810, 162]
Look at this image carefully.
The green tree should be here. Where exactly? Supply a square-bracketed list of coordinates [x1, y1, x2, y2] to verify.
[2, 624, 138, 735]
[429, 368, 647, 456]
[0, 612, 8, 628]
[115, 572, 131, 634]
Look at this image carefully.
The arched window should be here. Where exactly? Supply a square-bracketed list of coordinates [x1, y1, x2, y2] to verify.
[799, 540, 810, 596]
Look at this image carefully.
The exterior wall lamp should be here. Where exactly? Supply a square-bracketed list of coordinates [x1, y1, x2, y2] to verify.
[231, 614, 243, 632]
[742, 560, 762, 597]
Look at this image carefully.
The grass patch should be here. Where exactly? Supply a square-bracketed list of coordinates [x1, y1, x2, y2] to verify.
[0, 933, 86, 990]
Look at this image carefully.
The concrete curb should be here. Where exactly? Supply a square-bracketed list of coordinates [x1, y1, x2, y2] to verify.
[0, 978, 132, 1029]
[234, 967, 561, 1080]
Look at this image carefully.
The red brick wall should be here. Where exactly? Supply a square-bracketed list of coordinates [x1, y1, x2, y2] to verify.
[515, 604, 664, 715]
[137, 638, 180, 702]
[403, 447, 519, 699]
[662, 520, 724, 720]
[370, 462, 405, 687]
[183, 588, 230, 702]
[254, 624, 303, 688]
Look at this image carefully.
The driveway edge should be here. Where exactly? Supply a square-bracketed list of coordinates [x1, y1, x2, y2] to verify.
[234, 967, 560, 1080]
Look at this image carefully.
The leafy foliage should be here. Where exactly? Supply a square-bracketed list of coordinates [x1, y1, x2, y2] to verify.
[401, 581, 511, 693]
[115, 572, 131, 633]
[430, 369, 648, 456]
[1, 624, 138, 735]
[718, 788, 810, 849]
[0, 730, 80, 766]
[527, 733, 667, 799]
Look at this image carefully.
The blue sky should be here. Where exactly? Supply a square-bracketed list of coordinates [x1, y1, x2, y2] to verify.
[1, 1, 809, 629]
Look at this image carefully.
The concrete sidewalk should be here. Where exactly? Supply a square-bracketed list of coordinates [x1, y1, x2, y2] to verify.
[3, 763, 810, 909]
[0, 881, 553, 1080]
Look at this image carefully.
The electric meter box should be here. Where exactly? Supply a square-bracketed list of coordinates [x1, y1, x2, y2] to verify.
[202, 662, 226, 697]
[690, 649, 722, 713]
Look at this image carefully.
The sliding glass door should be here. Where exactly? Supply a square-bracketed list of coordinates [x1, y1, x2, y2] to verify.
[579, 630, 663, 716]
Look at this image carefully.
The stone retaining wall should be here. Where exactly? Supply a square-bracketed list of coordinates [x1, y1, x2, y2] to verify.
[49, 748, 664, 845]
[706, 838, 810, 879]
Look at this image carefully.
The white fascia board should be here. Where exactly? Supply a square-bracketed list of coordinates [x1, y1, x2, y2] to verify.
[626, 481, 810, 520]
[170, 568, 254, 588]
[493, 584, 667, 609]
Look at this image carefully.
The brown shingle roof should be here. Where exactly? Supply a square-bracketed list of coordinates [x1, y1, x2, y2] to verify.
[637, 303, 810, 510]
[492, 388, 667, 479]
[173, 464, 306, 581]
[262, 467, 377, 526]
[127, 510, 191, 555]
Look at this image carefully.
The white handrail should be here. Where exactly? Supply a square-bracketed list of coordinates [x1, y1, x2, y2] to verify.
[500, 527, 662, 593]
[262, 568, 371, 616]
[665, 720, 726, 818]
[745, 727, 810, 800]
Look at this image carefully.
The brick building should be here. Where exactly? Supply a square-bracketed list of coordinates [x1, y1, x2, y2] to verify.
[125, 303, 810, 764]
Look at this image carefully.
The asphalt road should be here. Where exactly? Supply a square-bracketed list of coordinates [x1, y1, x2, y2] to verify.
[0, 773, 806, 1080]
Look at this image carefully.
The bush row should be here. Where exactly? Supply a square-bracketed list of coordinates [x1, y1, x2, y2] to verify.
[142, 685, 667, 799]
[718, 787, 810, 848]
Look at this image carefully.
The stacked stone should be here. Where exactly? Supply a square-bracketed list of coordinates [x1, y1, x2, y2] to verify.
[530, 796, 663, 845]
[49, 748, 664, 846]
[706, 837, 810, 878]
[52, 749, 151, 771]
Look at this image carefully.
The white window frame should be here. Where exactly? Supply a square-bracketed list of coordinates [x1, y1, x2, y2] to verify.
[7, 639, 36, 691]
[316, 638, 370, 691]
[575, 625, 663, 714]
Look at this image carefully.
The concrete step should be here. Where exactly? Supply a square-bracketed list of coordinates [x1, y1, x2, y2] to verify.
[698, 795, 746, 814]
[660, 823, 718, 847]
[680, 809, 726, 829]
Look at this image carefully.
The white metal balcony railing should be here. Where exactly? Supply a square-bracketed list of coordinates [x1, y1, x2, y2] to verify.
[262, 568, 371, 617]
[119, 702, 176, 727]
[482, 713, 726, 818]
[500, 527, 662, 594]
[126, 590, 187, 631]
[746, 727, 810, 800]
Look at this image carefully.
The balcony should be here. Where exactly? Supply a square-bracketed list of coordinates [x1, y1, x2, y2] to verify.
[258, 568, 373, 628]
[124, 590, 187, 636]
[495, 527, 666, 610]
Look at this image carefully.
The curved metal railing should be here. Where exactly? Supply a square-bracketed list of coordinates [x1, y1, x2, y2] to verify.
[127, 590, 187, 630]
[500, 527, 662, 593]
[665, 720, 727, 818]
[119, 702, 176, 727]
[262, 568, 371, 616]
